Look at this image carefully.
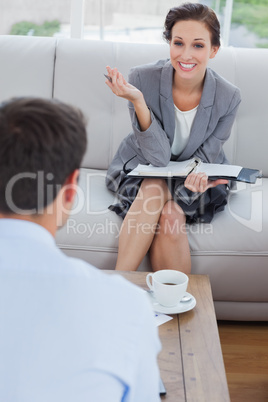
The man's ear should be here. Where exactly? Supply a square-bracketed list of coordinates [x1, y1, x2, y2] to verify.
[63, 169, 80, 204]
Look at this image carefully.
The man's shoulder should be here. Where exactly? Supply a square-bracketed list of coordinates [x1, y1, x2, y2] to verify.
[67, 257, 148, 308]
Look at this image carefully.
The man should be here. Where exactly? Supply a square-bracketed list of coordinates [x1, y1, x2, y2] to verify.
[0, 98, 161, 402]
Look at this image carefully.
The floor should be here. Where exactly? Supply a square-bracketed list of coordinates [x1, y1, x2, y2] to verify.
[217, 321, 268, 402]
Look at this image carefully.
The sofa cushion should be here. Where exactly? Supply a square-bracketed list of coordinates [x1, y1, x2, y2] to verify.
[189, 178, 268, 303]
[53, 39, 170, 170]
[232, 48, 268, 176]
[0, 35, 56, 102]
[56, 168, 120, 251]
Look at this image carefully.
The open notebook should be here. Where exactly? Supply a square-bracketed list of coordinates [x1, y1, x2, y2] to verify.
[127, 157, 261, 184]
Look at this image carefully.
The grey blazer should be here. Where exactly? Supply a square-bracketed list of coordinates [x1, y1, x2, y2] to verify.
[106, 59, 241, 192]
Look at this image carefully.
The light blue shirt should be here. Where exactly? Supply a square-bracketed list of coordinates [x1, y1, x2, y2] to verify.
[0, 219, 161, 402]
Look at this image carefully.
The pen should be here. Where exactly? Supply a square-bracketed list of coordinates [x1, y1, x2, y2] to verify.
[187, 158, 200, 176]
[187, 166, 196, 175]
[104, 74, 112, 83]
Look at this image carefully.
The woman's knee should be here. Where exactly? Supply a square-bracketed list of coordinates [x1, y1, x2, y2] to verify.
[140, 178, 168, 194]
[136, 179, 172, 212]
[158, 201, 186, 238]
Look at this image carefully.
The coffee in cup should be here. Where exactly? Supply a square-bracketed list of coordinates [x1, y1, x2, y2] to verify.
[146, 270, 189, 307]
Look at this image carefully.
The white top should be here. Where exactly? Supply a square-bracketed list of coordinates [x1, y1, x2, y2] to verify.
[0, 219, 161, 402]
[171, 104, 198, 156]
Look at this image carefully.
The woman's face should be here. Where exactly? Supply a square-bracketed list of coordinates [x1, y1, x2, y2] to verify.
[169, 20, 219, 83]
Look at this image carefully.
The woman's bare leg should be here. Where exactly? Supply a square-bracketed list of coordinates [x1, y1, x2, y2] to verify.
[115, 178, 172, 271]
[149, 200, 191, 274]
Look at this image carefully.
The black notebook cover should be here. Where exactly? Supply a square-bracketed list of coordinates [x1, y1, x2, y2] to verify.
[208, 168, 262, 184]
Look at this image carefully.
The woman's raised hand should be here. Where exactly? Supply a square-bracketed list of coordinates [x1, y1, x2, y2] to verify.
[184, 172, 228, 194]
[105, 66, 151, 131]
[105, 66, 143, 103]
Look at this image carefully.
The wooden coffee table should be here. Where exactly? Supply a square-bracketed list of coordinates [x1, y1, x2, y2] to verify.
[108, 271, 230, 402]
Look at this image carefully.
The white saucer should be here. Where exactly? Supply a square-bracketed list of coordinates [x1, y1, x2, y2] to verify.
[147, 291, 196, 314]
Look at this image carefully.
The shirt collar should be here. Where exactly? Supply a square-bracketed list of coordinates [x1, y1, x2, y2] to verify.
[160, 63, 216, 109]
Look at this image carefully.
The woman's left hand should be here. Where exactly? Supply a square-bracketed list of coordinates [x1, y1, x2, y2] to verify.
[184, 172, 229, 193]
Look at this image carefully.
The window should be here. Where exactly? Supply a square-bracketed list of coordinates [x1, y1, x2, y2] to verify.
[0, 0, 71, 38]
[213, 0, 268, 48]
[83, 0, 176, 43]
[1, 0, 267, 48]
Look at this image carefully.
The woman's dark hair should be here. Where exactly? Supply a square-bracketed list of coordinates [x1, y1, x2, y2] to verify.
[0, 97, 87, 214]
[163, 2, 221, 47]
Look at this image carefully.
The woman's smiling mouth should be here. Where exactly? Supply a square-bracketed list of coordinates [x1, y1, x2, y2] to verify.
[179, 62, 197, 71]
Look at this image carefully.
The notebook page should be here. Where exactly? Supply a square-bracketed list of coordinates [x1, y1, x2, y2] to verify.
[128, 160, 192, 176]
[196, 162, 242, 177]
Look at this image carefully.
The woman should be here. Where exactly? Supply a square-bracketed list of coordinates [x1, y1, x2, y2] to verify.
[105, 3, 241, 274]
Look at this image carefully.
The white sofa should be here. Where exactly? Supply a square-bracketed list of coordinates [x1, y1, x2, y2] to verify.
[0, 35, 267, 321]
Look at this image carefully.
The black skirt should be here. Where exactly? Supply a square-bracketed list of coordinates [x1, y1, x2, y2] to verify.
[109, 175, 228, 224]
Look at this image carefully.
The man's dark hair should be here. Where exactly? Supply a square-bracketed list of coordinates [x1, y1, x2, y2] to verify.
[163, 2, 221, 48]
[0, 97, 87, 214]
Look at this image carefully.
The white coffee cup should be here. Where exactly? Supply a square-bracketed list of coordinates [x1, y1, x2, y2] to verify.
[146, 270, 189, 307]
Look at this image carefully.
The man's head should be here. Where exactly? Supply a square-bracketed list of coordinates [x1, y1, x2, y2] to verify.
[0, 97, 87, 229]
